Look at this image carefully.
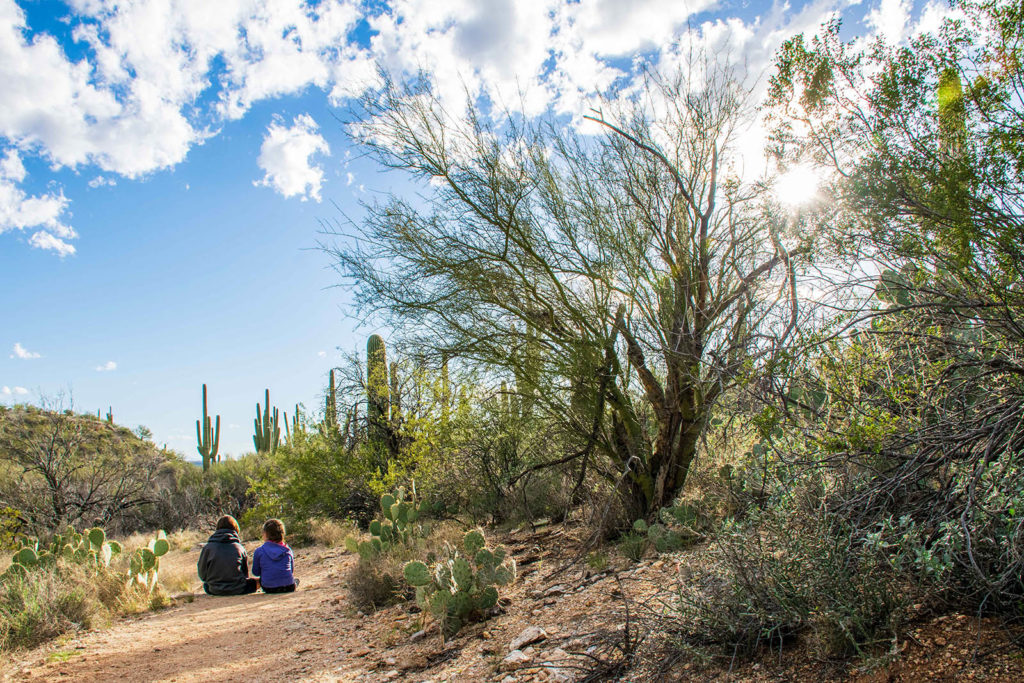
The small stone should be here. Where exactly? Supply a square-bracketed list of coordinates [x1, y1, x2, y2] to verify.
[383, 669, 400, 680]
[502, 649, 532, 671]
[510, 625, 548, 651]
[543, 584, 566, 597]
[410, 629, 427, 642]
[385, 656, 397, 666]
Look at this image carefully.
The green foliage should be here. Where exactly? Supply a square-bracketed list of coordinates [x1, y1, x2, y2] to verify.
[0, 507, 21, 551]
[665, 507, 914, 662]
[402, 529, 516, 640]
[617, 532, 648, 563]
[195, 383, 220, 472]
[253, 389, 281, 455]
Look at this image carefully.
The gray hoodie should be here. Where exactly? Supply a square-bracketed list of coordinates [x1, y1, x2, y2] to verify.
[197, 528, 250, 595]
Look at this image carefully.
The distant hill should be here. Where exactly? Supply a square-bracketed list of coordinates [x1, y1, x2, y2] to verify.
[0, 403, 173, 534]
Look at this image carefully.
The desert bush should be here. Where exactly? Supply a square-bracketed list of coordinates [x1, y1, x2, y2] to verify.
[656, 505, 914, 666]
[0, 560, 159, 652]
[618, 532, 649, 563]
[0, 403, 168, 536]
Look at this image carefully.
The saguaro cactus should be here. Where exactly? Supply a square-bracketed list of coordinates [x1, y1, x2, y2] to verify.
[367, 335, 389, 425]
[196, 384, 221, 471]
[390, 361, 402, 422]
[253, 388, 280, 454]
[284, 404, 302, 444]
[323, 369, 339, 436]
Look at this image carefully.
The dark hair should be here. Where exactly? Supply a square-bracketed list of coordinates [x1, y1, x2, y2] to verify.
[263, 518, 285, 543]
[216, 515, 240, 533]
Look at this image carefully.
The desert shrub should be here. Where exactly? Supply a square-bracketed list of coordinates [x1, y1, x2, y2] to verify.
[656, 505, 914, 665]
[0, 507, 21, 550]
[346, 553, 408, 611]
[618, 532, 649, 563]
[0, 561, 157, 652]
[292, 518, 358, 548]
[247, 430, 377, 528]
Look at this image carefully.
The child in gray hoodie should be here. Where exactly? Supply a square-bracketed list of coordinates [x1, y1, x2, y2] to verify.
[197, 515, 259, 595]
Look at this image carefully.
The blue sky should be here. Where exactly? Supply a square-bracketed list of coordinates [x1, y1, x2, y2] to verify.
[0, 0, 948, 458]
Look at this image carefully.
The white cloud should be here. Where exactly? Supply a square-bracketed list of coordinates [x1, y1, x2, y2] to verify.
[345, 172, 354, 186]
[256, 114, 330, 201]
[87, 175, 117, 188]
[866, 0, 911, 44]
[95, 360, 117, 371]
[0, 149, 76, 254]
[1, 385, 29, 396]
[317, 350, 327, 357]
[10, 342, 40, 359]
[28, 230, 76, 256]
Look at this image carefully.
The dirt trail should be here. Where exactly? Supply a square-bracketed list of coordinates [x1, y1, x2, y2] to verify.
[3, 545, 365, 682]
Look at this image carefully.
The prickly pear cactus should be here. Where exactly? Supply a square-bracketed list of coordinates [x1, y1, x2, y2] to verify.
[1, 524, 128, 584]
[126, 530, 169, 591]
[345, 484, 426, 560]
[402, 528, 516, 640]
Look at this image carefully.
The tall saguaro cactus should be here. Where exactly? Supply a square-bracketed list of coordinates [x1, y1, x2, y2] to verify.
[323, 369, 339, 436]
[284, 404, 302, 444]
[390, 361, 402, 422]
[367, 334, 389, 427]
[196, 384, 221, 471]
[253, 388, 280, 454]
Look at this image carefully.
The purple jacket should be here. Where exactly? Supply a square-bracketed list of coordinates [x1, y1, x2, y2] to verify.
[252, 541, 294, 589]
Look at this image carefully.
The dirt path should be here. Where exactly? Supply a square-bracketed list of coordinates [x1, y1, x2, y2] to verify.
[3, 545, 367, 682]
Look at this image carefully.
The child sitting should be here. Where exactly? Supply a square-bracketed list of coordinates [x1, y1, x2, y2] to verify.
[197, 515, 259, 595]
[252, 518, 298, 593]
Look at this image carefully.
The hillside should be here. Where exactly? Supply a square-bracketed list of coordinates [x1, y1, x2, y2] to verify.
[0, 404, 173, 536]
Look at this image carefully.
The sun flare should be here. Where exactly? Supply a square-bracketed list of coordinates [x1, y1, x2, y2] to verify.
[775, 164, 821, 207]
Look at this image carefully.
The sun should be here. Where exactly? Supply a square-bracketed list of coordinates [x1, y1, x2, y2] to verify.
[774, 163, 821, 207]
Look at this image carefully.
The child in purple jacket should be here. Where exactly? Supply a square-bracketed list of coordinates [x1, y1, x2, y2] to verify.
[252, 519, 298, 593]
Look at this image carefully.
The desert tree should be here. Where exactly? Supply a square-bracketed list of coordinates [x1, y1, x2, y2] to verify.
[328, 60, 810, 520]
[765, 0, 1024, 610]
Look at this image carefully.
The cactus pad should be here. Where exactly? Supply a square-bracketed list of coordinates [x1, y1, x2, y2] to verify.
[403, 561, 431, 586]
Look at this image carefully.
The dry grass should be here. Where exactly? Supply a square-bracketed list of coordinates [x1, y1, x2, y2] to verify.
[0, 561, 161, 652]
[306, 518, 357, 548]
